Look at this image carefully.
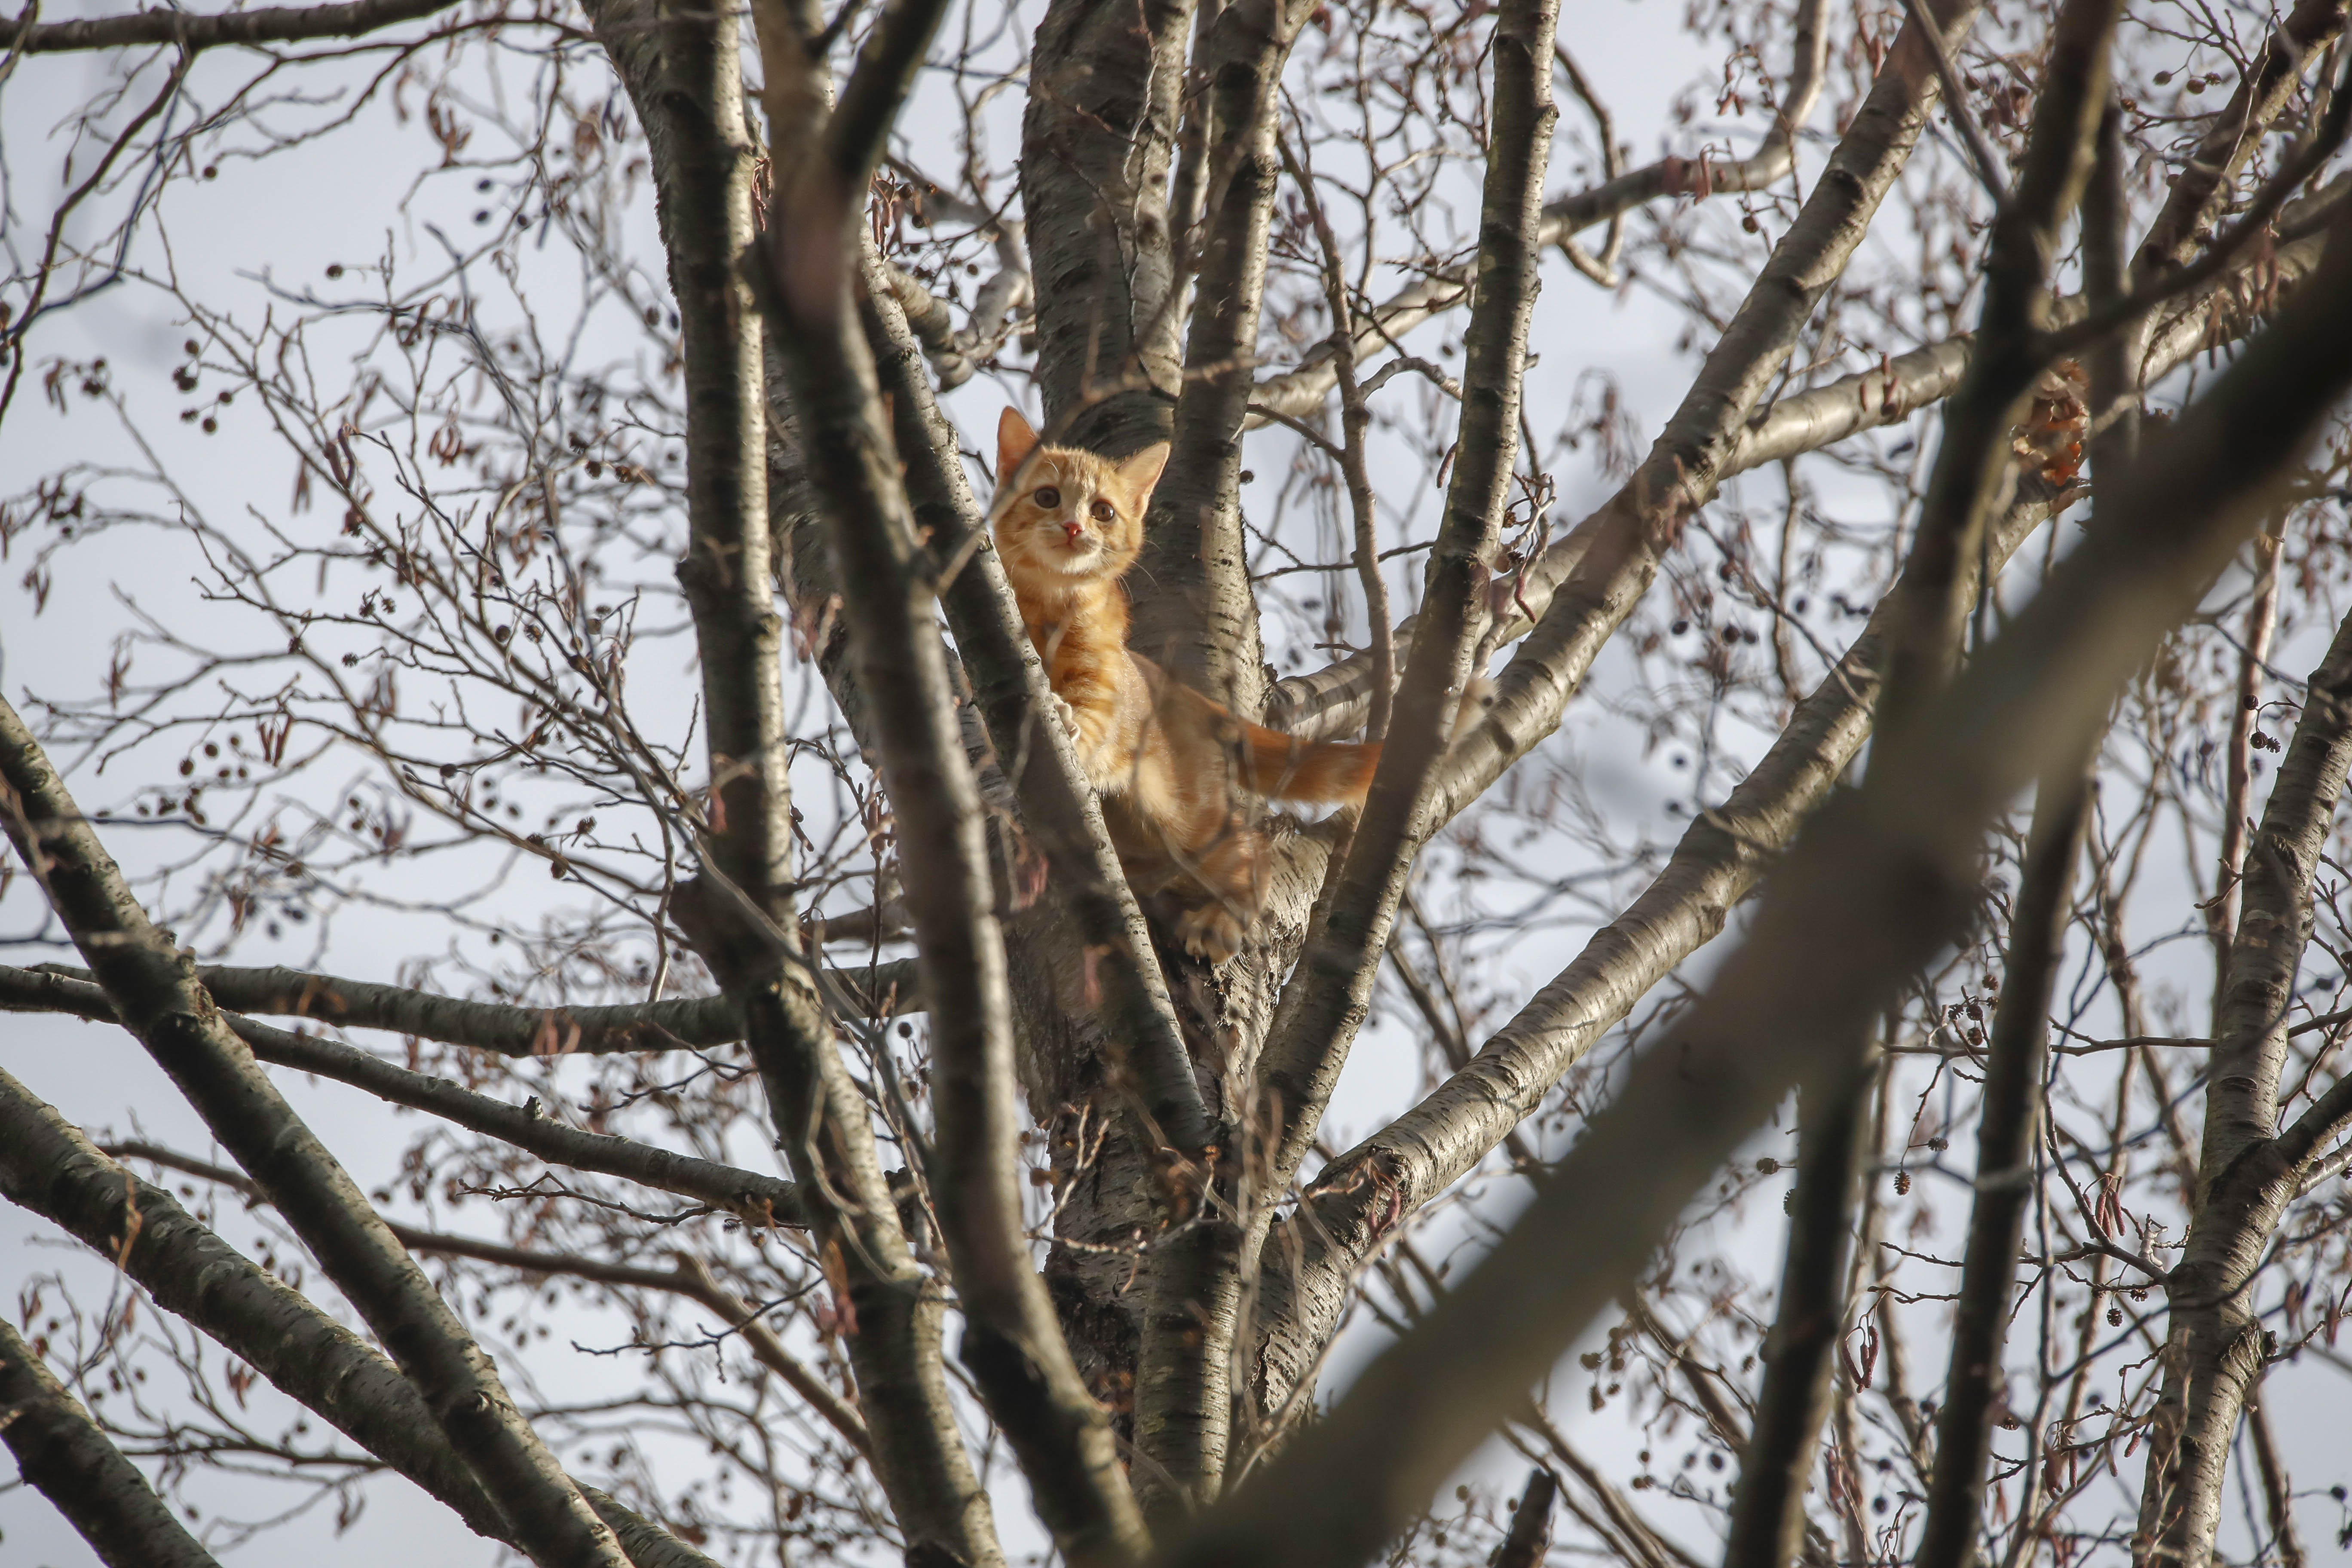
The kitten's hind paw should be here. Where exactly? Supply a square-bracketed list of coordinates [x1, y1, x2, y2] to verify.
[1176, 905, 1246, 965]
[1048, 692, 1081, 740]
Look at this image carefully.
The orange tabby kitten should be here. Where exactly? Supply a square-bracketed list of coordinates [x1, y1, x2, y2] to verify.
[990, 407, 1380, 961]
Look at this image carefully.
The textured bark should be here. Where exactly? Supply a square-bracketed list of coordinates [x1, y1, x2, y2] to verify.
[389, 1223, 870, 1458]
[1250, 496, 2063, 1415]
[95, 1136, 872, 1459]
[586, 0, 791, 934]
[1258, 0, 1991, 802]
[1850, 38, 2116, 1548]
[861, 266, 1243, 1459]
[0, 963, 808, 1225]
[1690, 10, 2110, 1537]
[2082, 98, 2139, 472]
[1106, 0, 1375, 1493]
[1161, 199, 2352, 1568]
[1020, 0, 1196, 453]
[1244, 193, 2333, 1403]
[1245, 203, 2335, 1400]
[0, 1314, 223, 1568]
[1251, 0, 2333, 439]
[1493, 1469, 1559, 1568]
[0, 700, 629, 1568]
[779, 155, 1220, 1494]
[2094, 0, 2349, 420]
[1245, 0, 2004, 1412]
[1038, 23, 1334, 1455]
[578, 1491, 733, 1568]
[874, 180, 1030, 389]
[2209, 523, 2285, 1014]
[1148, 0, 1552, 1504]
[2136, 607, 2352, 1568]
[1123, 0, 1558, 1509]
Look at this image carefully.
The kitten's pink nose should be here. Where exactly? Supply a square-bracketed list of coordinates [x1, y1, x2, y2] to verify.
[1062, 521, 1084, 544]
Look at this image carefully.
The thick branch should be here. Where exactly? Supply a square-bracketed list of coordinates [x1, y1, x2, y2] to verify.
[0, 1314, 222, 1568]
[1715, 10, 2127, 1515]
[1247, 0, 2336, 438]
[1117, 0, 1357, 1512]
[92, 1136, 869, 1456]
[1263, 0, 1985, 805]
[0, 0, 458, 52]
[1207, 0, 1554, 1498]
[1258, 0, 1997, 1217]
[1794, 49, 2116, 1543]
[2210, 523, 2286, 1012]
[2082, 97, 2139, 472]
[2139, 603, 2352, 1568]
[1493, 1469, 1559, 1568]
[0, 1065, 512, 1539]
[391, 1224, 873, 1458]
[0, 963, 807, 1225]
[1251, 488, 2054, 1413]
[1878, 0, 2116, 745]
[0, 699, 628, 1568]
[21, 958, 915, 1054]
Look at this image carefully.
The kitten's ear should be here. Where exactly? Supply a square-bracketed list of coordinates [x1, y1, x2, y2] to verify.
[996, 407, 1041, 484]
[1116, 441, 1171, 504]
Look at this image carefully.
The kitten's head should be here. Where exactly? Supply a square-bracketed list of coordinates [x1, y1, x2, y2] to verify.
[989, 408, 1169, 587]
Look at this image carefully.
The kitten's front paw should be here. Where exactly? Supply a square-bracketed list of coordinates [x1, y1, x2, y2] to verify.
[1049, 692, 1081, 740]
[1176, 905, 1246, 965]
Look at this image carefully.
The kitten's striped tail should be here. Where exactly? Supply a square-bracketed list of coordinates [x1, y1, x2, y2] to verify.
[1237, 723, 1381, 804]
[1233, 674, 1491, 804]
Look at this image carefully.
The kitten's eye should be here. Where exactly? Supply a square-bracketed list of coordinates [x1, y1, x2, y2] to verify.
[1032, 487, 1062, 509]
[1090, 500, 1116, 523]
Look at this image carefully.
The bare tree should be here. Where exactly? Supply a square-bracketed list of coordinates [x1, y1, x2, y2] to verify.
[4, 0, 2352, 1564]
